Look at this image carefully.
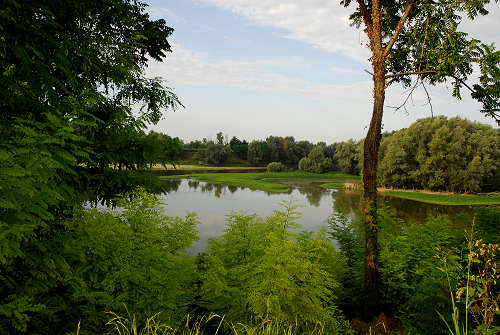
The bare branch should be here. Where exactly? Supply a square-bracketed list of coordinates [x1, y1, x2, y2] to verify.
[386, 78, 421, 114]
[383, 0, 416, 57]
[421, 81, 434, 117]
[365, 69, 374, 77]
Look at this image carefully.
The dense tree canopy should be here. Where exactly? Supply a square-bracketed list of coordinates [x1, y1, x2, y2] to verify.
[379, 116, 500, 193]
[0, 0, 180, 331]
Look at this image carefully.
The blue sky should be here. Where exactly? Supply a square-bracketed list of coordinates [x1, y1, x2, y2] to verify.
[145, 0, 499, 143]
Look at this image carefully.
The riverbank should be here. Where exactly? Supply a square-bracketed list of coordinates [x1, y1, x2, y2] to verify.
[163, 171, 500, 205]
[151, 164, 266, 176]
[380, 190, 500, 205]
[162, 171, 360, 193]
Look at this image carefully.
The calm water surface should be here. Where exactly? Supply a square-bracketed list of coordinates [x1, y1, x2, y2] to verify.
[160, 179, 472, 252]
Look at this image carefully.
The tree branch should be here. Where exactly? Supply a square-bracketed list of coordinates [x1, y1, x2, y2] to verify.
[383, 0, 416, 58]
[357, 0, 373, 40]
[385, 70, 437, 79]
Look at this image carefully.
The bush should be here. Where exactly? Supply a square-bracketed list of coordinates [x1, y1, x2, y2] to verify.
[378, 209, 463, 334]
[266, 162, 286, 172]
[64, 189, 200, 333]
[199, 202, 349, 333]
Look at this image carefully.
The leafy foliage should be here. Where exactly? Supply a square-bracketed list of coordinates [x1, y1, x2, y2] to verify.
[0, 0, 180, 332]
[298, 145, 334, 174]
[266, 162, 286, 172]
[378, 209, 463, 334]
[229, 136, 249, 160]
[65, 189, 199, 332]
[204, 140, 231, 165]
[334, 139, 362, 175]
[199, 202, 349, 333]
[378, 116, 500, 192]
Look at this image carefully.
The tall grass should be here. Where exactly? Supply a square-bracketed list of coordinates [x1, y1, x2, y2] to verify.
[99, 312, 327, 335]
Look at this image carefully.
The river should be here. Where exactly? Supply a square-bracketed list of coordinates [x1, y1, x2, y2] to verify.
[160, 178, 473, 252]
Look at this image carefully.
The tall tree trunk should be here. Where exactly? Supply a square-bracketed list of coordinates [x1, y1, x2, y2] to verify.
[363, 54, 386, 319]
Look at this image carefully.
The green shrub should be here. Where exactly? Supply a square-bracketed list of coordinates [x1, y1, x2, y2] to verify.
[199, 202, 349, 333]
[65, 189, 200, 333]
[266, 162, 286, 172]
[378, 209, 463, 334]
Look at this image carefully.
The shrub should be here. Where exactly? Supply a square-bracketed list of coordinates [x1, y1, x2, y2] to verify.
[266, 162, 286, 172]
[65, 189, 200, 333]
[199, 202, 349, 333]
[378, 209, 463, 334]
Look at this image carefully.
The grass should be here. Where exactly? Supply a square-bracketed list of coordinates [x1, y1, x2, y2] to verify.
[102, 311, 327, 335]
[162, 171, 360, 193]
[381, 190, 500, 205]
[319, 183, 345, 190]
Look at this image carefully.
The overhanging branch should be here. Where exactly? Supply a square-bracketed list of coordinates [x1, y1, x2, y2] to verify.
[383, 0, 416, 57]
[385, 70, 437, 79]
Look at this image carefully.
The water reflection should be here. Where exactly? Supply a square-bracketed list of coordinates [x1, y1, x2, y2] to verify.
[160, 178, 473, 253]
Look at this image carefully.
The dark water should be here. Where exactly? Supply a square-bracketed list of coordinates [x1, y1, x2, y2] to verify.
[160, 179, 473, 252]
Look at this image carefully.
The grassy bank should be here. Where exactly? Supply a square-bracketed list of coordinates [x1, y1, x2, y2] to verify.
[162, 171, 360, 193]
[381, 190, 500, 205]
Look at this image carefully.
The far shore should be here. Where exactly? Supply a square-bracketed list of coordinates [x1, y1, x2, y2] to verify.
[161, 170, 500, 205]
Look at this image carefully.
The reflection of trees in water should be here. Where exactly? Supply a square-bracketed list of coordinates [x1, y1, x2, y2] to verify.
[379, 196, 472, 225]
[214, 184, 224, 198]
[265, 188, 293, 196]
[201, 183, 214, 193]
[188, 180, 199, 190]
[294, 185, 329, 207]
[228, 185, 238, 193]
[332, 190, 362, 220]
[87, 170, 170, 207]
[197, 182, 226, 198]
[162, 179, 181, 193]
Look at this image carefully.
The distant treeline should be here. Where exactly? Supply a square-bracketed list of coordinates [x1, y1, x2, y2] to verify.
[181, 116, 500, 193]
[183, 133, 362, 175]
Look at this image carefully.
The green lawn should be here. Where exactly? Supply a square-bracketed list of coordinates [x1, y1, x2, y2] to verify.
[162, 171, 360, 193]
[381, 190, 500, 205]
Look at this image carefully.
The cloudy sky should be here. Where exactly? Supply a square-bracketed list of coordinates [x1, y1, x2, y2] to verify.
[145, 1, 499, 143]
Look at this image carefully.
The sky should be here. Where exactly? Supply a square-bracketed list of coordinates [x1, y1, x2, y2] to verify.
[145, 1, 500, 143]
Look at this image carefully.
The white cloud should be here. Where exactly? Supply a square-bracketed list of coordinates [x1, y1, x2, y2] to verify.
[200, 0, 500, 64]
[148, 44, 371, 103]
[199, 0, 370, 63]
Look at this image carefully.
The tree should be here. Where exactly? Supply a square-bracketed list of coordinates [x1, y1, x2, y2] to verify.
[341, 0, 500, 318]
[298, 145, 334, 173]
[248, 140, 270, 166]
[0, 0, 180, 330]
[229, 136, 249, 160]
[266, 136, 286, 163]
[204, 140, 231, 165]
[335, 139, 362, 175]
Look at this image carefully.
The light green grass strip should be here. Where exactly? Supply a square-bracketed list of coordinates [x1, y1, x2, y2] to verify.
[162, 171, 360, 193]
[381, 190, 500, 205]
[320, 183, 345, 190]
